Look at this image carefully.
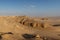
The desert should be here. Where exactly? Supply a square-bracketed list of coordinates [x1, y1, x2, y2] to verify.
[0, 16, 59, 40]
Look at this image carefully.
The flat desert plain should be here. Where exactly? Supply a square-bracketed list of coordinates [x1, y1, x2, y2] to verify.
[0, 16, 60, 40]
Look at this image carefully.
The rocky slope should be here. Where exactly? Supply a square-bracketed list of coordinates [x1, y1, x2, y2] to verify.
[0, 16, 43, 40]
[0, 16, 59, 40]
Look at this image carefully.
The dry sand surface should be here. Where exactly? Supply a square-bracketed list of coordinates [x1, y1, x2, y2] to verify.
[0, 16, 60, 40]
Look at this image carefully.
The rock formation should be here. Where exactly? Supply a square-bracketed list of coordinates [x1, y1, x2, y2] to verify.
[0, 16, 58, 40]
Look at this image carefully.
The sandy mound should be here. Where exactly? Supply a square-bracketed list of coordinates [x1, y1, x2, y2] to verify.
[0, 16, 59, 40]
[0, 16, 44, 40]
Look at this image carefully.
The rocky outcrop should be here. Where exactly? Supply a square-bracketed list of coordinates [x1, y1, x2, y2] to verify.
[0, 16, 43, 40]
[0, 16, 59, 40]
[19, 17, 42, 29]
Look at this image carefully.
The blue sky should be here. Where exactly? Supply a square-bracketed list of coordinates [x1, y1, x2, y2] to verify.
[0, 0, 60, 17]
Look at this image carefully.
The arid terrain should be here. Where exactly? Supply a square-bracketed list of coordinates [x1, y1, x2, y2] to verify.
[0, 16, 60, 40]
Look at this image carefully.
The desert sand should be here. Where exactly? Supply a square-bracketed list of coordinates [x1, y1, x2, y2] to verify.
[0, 16, 60, 40]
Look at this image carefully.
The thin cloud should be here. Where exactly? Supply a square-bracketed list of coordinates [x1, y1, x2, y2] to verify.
[30, 5, 36, 8]
[24, 5, 36, 8]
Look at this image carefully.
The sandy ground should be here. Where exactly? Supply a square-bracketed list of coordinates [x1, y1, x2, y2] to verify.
[0, 16, 59, 40]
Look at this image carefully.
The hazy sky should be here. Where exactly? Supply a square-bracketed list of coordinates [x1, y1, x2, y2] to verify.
[0, 0, 60, 17]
